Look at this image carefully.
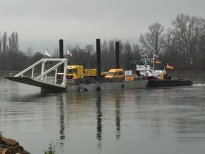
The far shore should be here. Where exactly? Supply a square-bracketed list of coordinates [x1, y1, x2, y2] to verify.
[0, 71, 20, 77]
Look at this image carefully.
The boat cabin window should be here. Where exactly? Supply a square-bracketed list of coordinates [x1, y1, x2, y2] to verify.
[137, 61, 144, 65]
[137, 60, 150, 66]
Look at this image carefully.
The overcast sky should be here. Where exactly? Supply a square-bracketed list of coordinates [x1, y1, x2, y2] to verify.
[1, 0, 205, 53]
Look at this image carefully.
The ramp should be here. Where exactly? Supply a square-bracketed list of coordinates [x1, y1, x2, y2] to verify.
[6, 58, 68, 92]
[6, 77, 66, 90]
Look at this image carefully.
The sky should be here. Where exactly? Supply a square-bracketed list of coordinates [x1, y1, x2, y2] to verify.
[1, 0, 205, 54]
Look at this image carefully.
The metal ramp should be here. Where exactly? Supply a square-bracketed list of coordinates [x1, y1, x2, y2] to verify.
[6, 58, 68, 92]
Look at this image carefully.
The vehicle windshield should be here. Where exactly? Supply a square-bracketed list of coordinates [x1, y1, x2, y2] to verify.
[107, 72, 115, 76]
[67, 69, 77, 74]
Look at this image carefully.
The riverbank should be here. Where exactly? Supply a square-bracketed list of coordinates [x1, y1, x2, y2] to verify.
[0, 135, 30, 154]
[167, 70, 205, 77]
[0, 71, 19, 77]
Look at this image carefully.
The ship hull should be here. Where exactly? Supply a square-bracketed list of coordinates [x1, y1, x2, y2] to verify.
[66, 80, 148, 91]
[147, 79, 193, 87]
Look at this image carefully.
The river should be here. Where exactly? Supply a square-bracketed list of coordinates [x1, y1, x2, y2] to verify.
[0, 75, 205, 154]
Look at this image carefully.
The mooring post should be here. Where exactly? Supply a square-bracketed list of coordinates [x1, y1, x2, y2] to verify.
[96, 39, 101, 83]
[116, 42, 120, 69]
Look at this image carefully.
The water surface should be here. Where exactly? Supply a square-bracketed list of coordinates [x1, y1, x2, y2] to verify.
[0, 77, 205, 154]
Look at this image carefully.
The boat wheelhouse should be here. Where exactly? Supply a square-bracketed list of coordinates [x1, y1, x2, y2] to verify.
[133, 57, 166, 79]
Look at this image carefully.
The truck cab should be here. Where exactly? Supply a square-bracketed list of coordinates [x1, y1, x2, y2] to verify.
[66, 65, 83, 79]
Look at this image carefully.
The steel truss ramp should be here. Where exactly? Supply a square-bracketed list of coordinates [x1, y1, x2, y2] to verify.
[6, 77, 66, 91]
[6, 58, 68, 92]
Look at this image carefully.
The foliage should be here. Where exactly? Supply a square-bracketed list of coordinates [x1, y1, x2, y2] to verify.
[44, 140, 59, 154]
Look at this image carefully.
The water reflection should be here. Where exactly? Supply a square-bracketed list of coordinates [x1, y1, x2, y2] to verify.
[114, 93, 121, 140]
[174, 116, 205, 142]
[96, 92, 102, 149]
[57, 94, 65, 146]
[134, 87, 205, 143]
[2, 76, 205, 154]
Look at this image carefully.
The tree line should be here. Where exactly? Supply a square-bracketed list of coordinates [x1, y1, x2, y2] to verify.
[0, 13, 205, 72]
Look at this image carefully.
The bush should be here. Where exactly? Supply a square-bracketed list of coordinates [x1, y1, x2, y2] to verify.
[44, 140, 59, 154]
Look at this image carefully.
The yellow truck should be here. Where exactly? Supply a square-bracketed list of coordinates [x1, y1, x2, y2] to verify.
[105, 68, 125, 82]
[67, 65, 83, 80]
[66, 65, 106, 83]
[83, 69, 98, 77]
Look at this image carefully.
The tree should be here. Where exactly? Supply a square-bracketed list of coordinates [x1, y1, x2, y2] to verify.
[0, 32, 1, 53]
[100, 40, 116, 70]
[2, 32, 8, 53]
[26, 46, 33, 57]
[197, 34, 205, 68]
[8, 32, 18, 52]
[8, 32, 19, 70]
[132, 44, 142, 60]
[107, 40, 115, 68]
[140, 23, 165, 55]
[170, 14, 205, 66]
[1, 32, 8, 70]
[83, 44, 94, 68]
[121, 41, 133, 70]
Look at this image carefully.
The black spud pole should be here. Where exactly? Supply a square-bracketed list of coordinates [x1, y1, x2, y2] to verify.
[96, 39, 101, 83]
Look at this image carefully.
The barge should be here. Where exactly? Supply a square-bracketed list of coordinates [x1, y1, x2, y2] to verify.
[5, 39, 193, 92]
[5, 58, 148, 92]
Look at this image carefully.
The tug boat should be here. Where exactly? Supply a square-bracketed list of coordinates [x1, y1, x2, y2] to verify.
[133, 57, 193, 87]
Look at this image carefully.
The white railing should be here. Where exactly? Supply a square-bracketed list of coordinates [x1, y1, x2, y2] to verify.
[14, 58, 68, 87]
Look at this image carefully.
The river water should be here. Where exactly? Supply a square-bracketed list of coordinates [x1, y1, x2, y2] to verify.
[0, 76, 205, 154]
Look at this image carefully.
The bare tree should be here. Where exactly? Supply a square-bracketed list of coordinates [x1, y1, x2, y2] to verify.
[140, 23, 165, 54]
[170, 14, 205, 65]
[1, 32, 8, 69]
[8, 32, 19, 70]
[0, 33, 1, 53]
[121, 41, 133, 69]
[198, 34, 205, 68]
[101, 40, 116, 70]
[26, 46, 33, 57]
[2, 32, 8, 53]
[83, 44, 94, 68]
[101, 40, 109, 71]
[108, 40, 116, 68]
[9, 32, 18, 52]
[132, 44, 142, 59]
